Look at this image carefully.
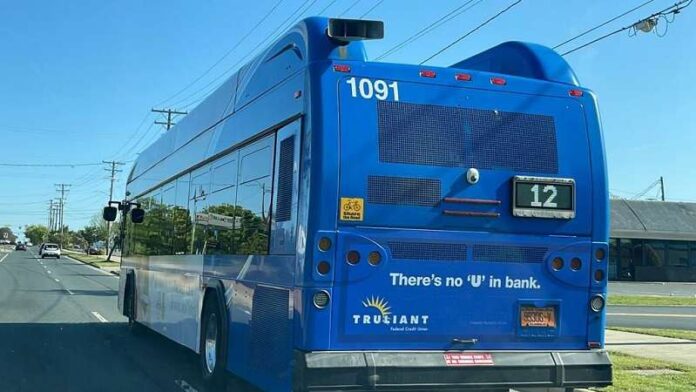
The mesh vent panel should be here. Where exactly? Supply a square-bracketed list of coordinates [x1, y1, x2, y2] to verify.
[367, 176, 440, 206]
[378, 101, 558, 173]
[472, 244, 547, 263]
[250, 286, 290, 371]
[389, 242, 467, 261]
[274, 136, 294, 222]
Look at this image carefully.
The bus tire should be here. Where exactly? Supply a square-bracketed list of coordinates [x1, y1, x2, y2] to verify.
[199, 291, 227, 387]
[124, 272, 142, 334]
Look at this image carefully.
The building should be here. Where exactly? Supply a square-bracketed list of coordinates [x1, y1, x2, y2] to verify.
[610, 199, 696, 282]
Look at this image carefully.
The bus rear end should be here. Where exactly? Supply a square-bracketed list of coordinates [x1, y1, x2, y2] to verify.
[297, 43, 611, 390]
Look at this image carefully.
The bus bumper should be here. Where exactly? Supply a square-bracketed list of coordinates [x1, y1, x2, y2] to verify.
[293, 350, 612, 391]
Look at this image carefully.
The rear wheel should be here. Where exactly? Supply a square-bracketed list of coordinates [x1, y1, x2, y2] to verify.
[200, 295, 227, 387]
[124, 275, 141, 334]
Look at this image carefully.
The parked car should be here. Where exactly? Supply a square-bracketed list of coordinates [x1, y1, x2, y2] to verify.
[86, 247, 104, 255]
[15, 243, 26, 251]
[41, 243, 61, 259]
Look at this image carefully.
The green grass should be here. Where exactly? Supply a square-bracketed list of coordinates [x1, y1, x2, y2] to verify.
[608, 295, 696, 306]
[594, 352, 696, 392]
[610, 327, 696, 341]
[63, 251, 119, 269]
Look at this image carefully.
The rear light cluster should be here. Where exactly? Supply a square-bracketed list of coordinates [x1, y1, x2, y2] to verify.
[590, 295, 605, 312]
[551, 256, 585, 272]
[345, 249, 382, 266]
[313, 290, 330, 309]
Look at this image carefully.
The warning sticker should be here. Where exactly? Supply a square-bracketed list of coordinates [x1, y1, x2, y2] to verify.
[340, 197, 364, 221]
[443, 353, 494, 366]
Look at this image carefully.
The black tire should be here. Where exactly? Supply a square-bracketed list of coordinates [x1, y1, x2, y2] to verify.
[200, 295, 227, 388]
[124, 275, 142, 334]
[41, 255, 45, 259]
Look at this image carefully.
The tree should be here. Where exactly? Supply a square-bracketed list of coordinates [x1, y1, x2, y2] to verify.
[24, 225, 48, 245]
[77, 225, 102, 247]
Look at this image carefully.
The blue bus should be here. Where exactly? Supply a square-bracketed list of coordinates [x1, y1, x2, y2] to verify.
[115, 17, 612, 391]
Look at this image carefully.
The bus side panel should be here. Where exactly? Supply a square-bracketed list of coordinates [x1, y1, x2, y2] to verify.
[220, 255, 295, 392]
[128, 256, 205, 352]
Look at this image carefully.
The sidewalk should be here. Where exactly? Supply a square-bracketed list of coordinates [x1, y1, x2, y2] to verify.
[606, 329, 696, 367]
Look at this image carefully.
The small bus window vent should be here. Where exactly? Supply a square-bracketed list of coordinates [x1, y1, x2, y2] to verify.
[275, 135, 295, 222]
[367, 176, 440, 207]
[472, 244, 548, 263]
[388, 242, 467, 262]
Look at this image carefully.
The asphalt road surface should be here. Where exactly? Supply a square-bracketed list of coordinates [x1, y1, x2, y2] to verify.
[607, 305, 696, 330]
[0, 247, 224, 392]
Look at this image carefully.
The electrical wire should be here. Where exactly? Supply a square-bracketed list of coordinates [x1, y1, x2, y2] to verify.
[317, 0, 340, 15]
[172, 0, 318, 110]
[359, 0, 384, 18]
[0, 162, 102, 168]
[420, 0, 523, 64]
[152, 0, 286, 107]
[375, 0, 483, 61]
[553, 0, 656, 49]
[339, 0, 363, 17]
[561, 0, 693, 56]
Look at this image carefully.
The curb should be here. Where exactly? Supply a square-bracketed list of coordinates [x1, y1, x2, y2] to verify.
[64, 254, 120, 276]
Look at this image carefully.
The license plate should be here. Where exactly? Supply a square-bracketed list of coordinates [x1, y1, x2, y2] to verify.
[520, 306, 556, 328]
[512, 176, 575, 219]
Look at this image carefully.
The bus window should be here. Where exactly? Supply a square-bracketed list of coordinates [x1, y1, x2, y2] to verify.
[203, 187, 238, 255]
[236, 138, 273, 254]
[173, 175, 192, 255]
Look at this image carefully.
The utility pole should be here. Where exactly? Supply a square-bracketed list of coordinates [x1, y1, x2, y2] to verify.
[103, 160, 125, 257]
[151, 108, 187, 130]
[47, 200, 53, 233]
[660, 176, 665, 201]
[55, 184, 71, 248]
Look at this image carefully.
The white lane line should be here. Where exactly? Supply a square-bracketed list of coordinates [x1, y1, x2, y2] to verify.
[174, 379, 199, 392]
[90, 311, 108, 323]
[47, 270, 52, 274]
[54, 278, 60, 283]
[66, 288, 74, 295]
[0, 253, 9, 263]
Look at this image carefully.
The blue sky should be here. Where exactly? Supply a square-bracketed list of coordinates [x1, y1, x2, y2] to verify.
[0, 0, 694, 231]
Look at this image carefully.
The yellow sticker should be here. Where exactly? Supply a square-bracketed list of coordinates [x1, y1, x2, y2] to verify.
[340, 197, 364, 221]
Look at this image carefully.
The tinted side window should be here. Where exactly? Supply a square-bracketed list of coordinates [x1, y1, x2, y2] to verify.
[236, 137, 273, 254]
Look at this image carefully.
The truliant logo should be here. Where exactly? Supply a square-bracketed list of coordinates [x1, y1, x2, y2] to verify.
[352, 296, 429, 332]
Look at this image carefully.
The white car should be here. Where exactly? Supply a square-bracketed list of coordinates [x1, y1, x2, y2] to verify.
[41, 243, 61, 259]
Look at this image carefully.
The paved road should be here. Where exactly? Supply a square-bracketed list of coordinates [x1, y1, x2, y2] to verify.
[609, 281, 696, 297]
[0, 248, 216, 392]
[607, 305, 696, 330]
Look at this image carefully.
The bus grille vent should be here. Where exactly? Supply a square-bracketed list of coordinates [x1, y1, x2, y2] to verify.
[377, 100, 558, 173]
[250, 286, 291, 371]
[472, 244, 548, 263]
[388, 242, 467, 261]
[368, 175, 440, 206]
[275, 135, 295, 222]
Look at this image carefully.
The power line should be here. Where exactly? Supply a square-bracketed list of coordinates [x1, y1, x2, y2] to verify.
[0, 162, 102, 167]
[561, 0, 693, 56]
[420, 0, 523, 64]
[152, 0, 287, 107]
[339, 0, 363, 17]
[375, 0, 483, 61]
[151, 108, 188, 131]
[553, 0, 656, 49]
[172, 0, 317, 110]
[359, 0, 384, 18]
[318, 0, 340, 15]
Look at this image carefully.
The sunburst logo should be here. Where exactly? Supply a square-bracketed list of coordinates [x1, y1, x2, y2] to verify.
[362, 296, 392, 317]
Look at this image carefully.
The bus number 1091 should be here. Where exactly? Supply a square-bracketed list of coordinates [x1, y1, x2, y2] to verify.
[346, 77, 400, 101]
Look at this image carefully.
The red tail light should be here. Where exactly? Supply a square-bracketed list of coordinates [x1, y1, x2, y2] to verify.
[419, 70, 436, 78]
[490, 77, 506, 86]
[569, 89, 583, 97]
[333, 64, 351, 73]
[455, 73, 472, 81]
